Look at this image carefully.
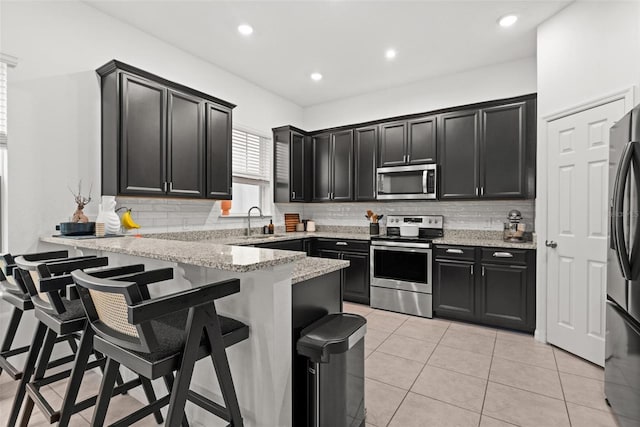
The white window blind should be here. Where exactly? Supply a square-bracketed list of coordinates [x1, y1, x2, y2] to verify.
[232, 129, 270, 181]
[0, 62, 7, 147]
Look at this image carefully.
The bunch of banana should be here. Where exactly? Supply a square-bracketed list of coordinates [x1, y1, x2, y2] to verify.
[120, 208, 141, 230]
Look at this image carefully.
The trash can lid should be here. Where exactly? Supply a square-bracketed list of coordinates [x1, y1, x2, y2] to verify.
[296, 313, 367, 363]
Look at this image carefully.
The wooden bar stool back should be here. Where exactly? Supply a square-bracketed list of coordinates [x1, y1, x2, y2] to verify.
[72, 269, 249, 427]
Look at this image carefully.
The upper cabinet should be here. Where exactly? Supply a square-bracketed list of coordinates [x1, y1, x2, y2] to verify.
[439, 100, 535, 200]
[272, 94, 536, 204]
[273, 126, 311, 203]
[98, 60, 235, 199]
[379, 116, 437, 167]
[354, 126, 378, 201]
[312, 130, 354, 202]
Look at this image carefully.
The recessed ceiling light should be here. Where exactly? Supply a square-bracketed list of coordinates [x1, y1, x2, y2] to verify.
[385, 49, 397, 60]
[498, 14, 518, 27]
[237, 24, 254, 36]
[310, 72, 323, 81]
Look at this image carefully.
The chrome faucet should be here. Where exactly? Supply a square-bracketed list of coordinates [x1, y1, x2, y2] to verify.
[247, 206, 263, 236]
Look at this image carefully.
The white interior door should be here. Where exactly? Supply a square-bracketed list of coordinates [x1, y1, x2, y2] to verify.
[547, 99, 625, 366]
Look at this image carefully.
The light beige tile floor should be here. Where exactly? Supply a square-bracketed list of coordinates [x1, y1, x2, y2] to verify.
[0, 303, 620, 426]
[343, 302, 620, 427]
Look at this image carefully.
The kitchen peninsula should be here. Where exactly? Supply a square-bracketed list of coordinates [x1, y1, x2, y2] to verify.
[39, 234, 350, 427]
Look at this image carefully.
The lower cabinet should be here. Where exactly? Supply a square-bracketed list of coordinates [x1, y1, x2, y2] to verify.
[254, 239, 306, 252]
[433, 259, 476, 322]
[314, 240, 370, 305]
[434, 245, 535, 332]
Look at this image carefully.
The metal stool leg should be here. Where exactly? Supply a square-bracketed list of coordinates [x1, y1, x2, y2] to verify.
[91, 358, 120, 427]
[0, 307, 23, 378]
[18, 328, 58, 427]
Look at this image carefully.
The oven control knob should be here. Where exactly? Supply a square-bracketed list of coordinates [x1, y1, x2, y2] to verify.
[428, 219, 432, 224]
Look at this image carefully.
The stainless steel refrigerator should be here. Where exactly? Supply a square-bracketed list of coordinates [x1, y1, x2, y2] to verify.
[606, 103, 640, 427]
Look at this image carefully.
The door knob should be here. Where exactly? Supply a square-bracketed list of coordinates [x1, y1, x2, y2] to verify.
[545, 240, 558, 248]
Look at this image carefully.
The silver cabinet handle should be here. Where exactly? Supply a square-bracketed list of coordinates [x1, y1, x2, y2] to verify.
[169, 182, 173, 192]
[292, 191, 296, 199]
[492, 252, 514, 258]
[446, 249, 464, 254]
[481, 187, 484, 196]
[336, 242, 348, 246]
[163, 182, 168, 192]
[407, 154, 411, 163]
[471, 265, 474, 275]
[475, 187, 479, 196]
[482, 266, 485, 276]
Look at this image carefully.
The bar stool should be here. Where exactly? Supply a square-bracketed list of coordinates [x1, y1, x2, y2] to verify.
[7, 256, 164, 427]
[71, 268, 250, 426]
[0, 250, 89, 380]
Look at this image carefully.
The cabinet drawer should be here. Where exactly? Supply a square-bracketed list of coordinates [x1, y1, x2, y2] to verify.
[314, 238, 370, 253]
[435, 246, 475, 261]
[480, 248, 527, 265]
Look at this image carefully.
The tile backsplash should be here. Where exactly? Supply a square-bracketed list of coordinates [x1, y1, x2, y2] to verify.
[116, 197, 534, 232]
[276, 199, 535, 231]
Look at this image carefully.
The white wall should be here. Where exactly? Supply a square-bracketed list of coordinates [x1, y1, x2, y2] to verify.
[302, 57, 537, 130]
[535, 0, 640, 342]
[1, 1, 303, 252]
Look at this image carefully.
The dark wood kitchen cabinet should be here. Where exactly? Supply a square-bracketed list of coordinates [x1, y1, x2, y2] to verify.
[434, 245, 535, 332]
[98, 60, 235, 199]
[439, 99, 535, 200]
[433, 259, 477, 322]
[313, 238, 370, 305]
[312, 130, 353, 202]
[273, 126, 311, 203]
[438, 110, 481, 199]
[354, 126, 378, 201]
[379, 116, 437, 167]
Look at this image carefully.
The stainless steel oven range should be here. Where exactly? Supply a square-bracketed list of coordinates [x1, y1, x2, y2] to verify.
[370, 215, 444, 318]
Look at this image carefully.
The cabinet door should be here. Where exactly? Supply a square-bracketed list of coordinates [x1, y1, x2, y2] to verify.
[479, 263, 530, 331]
[433, 259, 476, 321]
[273, 129, 291, 203]
[439, 110, 480, 199]
[119, 73, 167, 195]
[256, 239, 305, 252]
[312, 133, 332, 201]
[205, 103, 232, 199]
[379, 121, 407, 167]
[481, 102, 526, 198]
[355, 126, 378, 201]
[167, 89, 205, 197]
[331, 129, 354, 201]
[317, 249, 341, 259]
[342, 252, 370, 305]
[407, 116, 436, 164]
[290, 131, 307, 202]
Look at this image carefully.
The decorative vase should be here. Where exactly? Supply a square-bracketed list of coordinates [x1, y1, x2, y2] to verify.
[220, 200, 232, 216]
[101, 196, 121, 235]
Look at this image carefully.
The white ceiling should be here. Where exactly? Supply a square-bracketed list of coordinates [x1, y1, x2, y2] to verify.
[86, 1, 570, 107]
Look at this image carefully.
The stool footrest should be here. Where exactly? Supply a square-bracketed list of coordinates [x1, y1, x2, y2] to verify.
[26, 383, 58, 423]
[0, 336, 77, 380]
[71, 378, 142, 418]
[187, 390, 230, 421]
[32, 356, 106, 388]
[109, 393, 171, 427]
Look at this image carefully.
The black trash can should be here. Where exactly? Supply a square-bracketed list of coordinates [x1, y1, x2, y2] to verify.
[296, 313, 367, 427]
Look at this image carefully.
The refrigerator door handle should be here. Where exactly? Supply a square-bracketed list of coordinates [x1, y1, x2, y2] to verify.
[613, 141, 634, 280]
[628, 142, 640, 280]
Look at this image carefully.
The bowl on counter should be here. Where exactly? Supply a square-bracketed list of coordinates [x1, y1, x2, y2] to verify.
[57, 222, 96, 236]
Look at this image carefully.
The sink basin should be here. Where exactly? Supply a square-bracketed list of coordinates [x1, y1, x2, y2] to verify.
[238, 234, 286, 240]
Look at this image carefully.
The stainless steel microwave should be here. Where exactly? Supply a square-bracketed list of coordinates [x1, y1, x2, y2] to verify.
[376, 164, 437, 200]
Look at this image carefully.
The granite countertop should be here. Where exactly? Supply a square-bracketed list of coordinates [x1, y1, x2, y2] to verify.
[41, 235, 306, 273]
[145, 229, 372, 245]
[291, 257, 350, 284]
[433, 230, 537, 249]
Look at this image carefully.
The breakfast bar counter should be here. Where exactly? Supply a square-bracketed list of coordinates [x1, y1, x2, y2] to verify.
[39, 235, 349, 427]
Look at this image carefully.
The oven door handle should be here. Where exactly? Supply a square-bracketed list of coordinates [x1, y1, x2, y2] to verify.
[371, 244, 431, 252]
